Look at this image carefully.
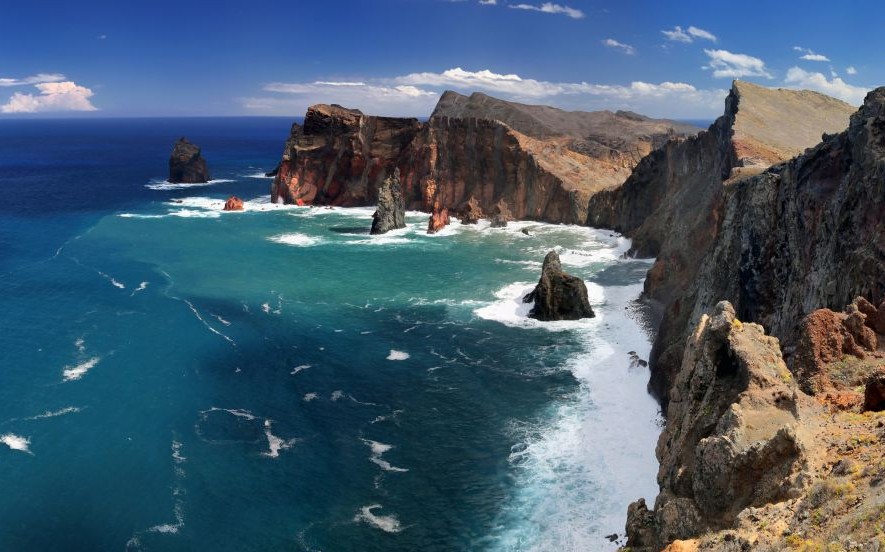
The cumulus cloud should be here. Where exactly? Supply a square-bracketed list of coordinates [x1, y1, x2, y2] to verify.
[479, 0, 497, 4]
[846, 66, 857, 75]
[0, 73, 66, 87]
[508, 3, 584, 19]
[602, 38, 636, 55]
[1, 81, 98, 113]
[251, 67, 728, 118]
[784, 67, 868, 105]
[662, 25, 716, 43]
[703, 49, 772, 79]
[793, 46, 830, 62]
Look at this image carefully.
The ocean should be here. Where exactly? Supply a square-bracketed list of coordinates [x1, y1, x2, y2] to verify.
[0, 117, 661, 552]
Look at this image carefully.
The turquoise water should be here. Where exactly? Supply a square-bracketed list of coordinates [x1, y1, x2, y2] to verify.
[0, 119, 661, 551]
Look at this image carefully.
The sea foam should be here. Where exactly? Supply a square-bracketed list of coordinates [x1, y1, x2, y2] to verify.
[63, 357, 100, 381]
[1, 433, 32, 454]
[354, 505, 402, 533]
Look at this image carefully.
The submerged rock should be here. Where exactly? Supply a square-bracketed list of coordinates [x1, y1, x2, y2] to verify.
[168, 137, 210, 183]
[523, 251, 594, 321]
[370, 169, 405, 235]
[223, 196, 244, 211]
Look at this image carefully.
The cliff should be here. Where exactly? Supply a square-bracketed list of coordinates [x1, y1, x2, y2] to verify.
[270, 92, 700, 224]
[586, 81, 857, 402]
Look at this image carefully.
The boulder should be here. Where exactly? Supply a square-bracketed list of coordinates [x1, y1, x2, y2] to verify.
[168, 137, 210, 183]
[427, 200, 450, 234]
[864, 371, 885, 412]
[523, 251, 594, 321]
[370, 169, 406, 235]
[223, 196, 244, 211]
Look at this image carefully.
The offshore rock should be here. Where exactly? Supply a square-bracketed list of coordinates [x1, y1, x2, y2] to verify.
[168, 137, 210, 183]
[489, 198, 513, 228]
[459, 197, 483, 224]
[370, 169, 405, 235]
[586, 80, 858, 404]
[625, 301, 812, 550]
[271, 92, 700, 224]
[523, 251, 594, 321]
[223, 196, 244, 211]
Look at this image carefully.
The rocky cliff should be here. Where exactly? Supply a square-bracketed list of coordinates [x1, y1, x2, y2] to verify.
[270, 92, 700, 225]
[620, 87, 885, 551]
[586, 81, 857, 402]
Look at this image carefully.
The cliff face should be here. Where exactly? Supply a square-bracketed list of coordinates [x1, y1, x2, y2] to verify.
[270, 92, 700, 224]
[586, 81, 857, 402]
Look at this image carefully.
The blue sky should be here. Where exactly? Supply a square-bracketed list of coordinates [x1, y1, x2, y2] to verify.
[0, 0, 880, 118]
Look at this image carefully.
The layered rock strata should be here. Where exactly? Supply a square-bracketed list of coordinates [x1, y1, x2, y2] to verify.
[271, 92, 700, 225]
[587, 80, 857, 403]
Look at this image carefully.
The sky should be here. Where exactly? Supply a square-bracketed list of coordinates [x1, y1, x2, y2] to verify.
[0, 0, 881, 119]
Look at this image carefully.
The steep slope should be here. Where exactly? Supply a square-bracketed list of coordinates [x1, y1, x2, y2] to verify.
[586, 80, 857, 401]
[270, 92, 701, 224]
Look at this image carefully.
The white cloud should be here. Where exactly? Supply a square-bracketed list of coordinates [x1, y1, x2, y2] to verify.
[508, 3, 584, 19]
[793, 46, 830, 62]
[662, 25, 716, 44]
[479, 0, 497, 4]
[251, 67, 728, 118]
[0, 73, 66, 87]
[687, 26, 717, 42]
[783, 67, 868, 105]
[846, 66, 857, 75]
[602, 38, 636, 55]
[661, 26, 692, 43]
[703, 49, 773, 79]
[97, 34, 107, 40]
[1, 81, 97, 113]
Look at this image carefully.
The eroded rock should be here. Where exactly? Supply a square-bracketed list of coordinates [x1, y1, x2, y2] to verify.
[370, 169, 405, 235]
[223, 196, 244, 211]
[169, 137, 210, 184]
[523, 251, 594, 321]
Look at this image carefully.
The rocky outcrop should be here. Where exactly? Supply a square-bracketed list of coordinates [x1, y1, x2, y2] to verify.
[459, 197, 483, 224]
[489, 199, 513, 228]
[625, 302, 813, 550]
[169, 137, 210, 183]
[523, 251, 594, 321]
[370, 169, 405, 235]
[223, 196, 244, 211]
[270, 92, 700, 224]
[586, 80, 857, 403]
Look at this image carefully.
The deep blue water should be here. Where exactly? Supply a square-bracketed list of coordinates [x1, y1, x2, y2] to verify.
[0, 118, 660, 551]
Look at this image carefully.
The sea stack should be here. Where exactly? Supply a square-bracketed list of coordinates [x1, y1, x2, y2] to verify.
[523, 251, 594, 321]
[168, 137, 210, 184]
[370, 169, 406, 235]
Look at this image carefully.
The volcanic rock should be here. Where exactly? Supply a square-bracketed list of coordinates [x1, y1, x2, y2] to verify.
[370, 169, 405, 235]
[459, 197, 483, 224]
[523, 251, 594, 321]
[489, 199, 513, 228]
[223, 196, 244, 211]
[864, 371, 885, 412]
[270, 92, 700, 224]
[168, 137, 210, 183]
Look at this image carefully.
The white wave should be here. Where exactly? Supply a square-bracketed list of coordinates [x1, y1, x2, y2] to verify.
[98, 270, 125, 289]
[488, 282, 661, 551]
[169, 209, 222, 219]
[200, 407, 257, 421]
[303, 393, 318, 402]
[75, 337, 86, 353]
[473, 282, 604, 331]
[291, 364, 311, 375]
[145, 178, 234, 190]
[25, 406, 81, 420]
[172, 440, 186, 463]
[182, 299, 236, 346]
[330, 390, 344, 401]
[133, 281, 149, 293]
[386, 350, 410, 361]
[268, 233, 322, 247]
[262, 420, 297, 458]
[118, 213, 167, 219]
[242, 172, 274, 179]
[212, 314, 231, 326]
[362, 439, 408, 473]
[1, 433, 32, 454]
[63, 357, 100, 381]
[353, 505, 402, 533]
